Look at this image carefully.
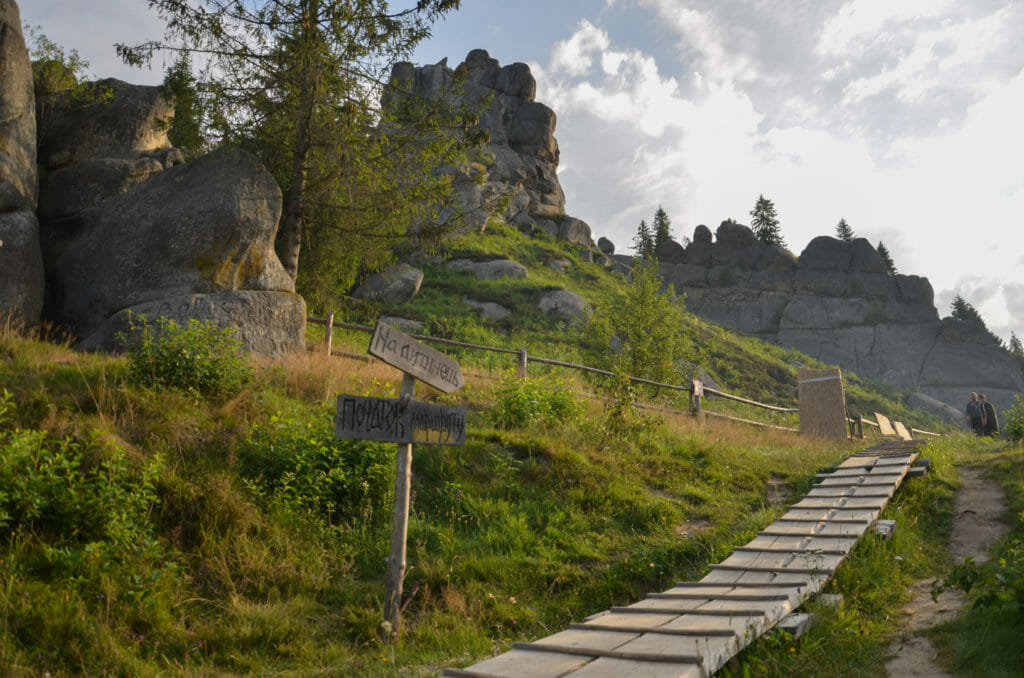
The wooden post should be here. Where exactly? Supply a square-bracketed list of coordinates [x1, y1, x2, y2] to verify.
[517, 348, 528, 378]
[690, 379, 703, 419]
[384, 372, 416, 633]
[325, 311, 334, 356]
[855, 414, 863, 439]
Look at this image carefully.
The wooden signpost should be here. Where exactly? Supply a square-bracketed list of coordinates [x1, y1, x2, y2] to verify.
[335, 320, 466, 634]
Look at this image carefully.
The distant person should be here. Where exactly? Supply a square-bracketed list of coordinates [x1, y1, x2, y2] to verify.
[965, 392, 986, 436]
[980, 394, 999, 437]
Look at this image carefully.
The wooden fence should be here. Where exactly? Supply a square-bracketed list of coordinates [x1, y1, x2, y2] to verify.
[307, 314, 939, 439]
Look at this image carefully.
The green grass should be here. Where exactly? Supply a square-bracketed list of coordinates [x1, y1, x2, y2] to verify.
[0, 225, 971, 675]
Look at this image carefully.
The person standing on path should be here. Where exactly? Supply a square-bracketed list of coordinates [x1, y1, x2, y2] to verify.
[980, 394, 999, 437]
[966, 392, 986, 436]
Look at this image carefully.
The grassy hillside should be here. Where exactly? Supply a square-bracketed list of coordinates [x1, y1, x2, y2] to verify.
[3, 226, 1005, 676]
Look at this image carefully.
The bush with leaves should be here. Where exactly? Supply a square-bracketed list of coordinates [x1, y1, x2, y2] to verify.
[491, 376, 583, 429]
[238, 410, 394, 525]
[0, 390, 171, 598]
[120, 314, 253, 397]
[1004, 395, 1024, 443]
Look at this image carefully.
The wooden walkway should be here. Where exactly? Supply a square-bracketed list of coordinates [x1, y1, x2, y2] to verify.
[444, 441, 921, 678]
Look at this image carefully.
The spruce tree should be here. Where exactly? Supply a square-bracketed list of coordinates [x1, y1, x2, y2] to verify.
[653, 205, 673, 252]
[633, 219, 655, 260]
[749, 194, 785, 246]
[877, 241, 897, 275]
[119, 0, 469, 294]
[1010, 332, 1023, 356]
[835, 218, 854, 242]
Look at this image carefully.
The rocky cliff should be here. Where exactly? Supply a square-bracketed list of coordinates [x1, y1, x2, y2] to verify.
[386, 49, 594, 248]
[658, 221, 1023, 421]
[0, 0, 305, 356]
[0, 0, 44, 326]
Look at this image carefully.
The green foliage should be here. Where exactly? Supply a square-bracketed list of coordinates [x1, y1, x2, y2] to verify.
[750, 194, 785, 247]
[876, 241, 897, 275]
[119, 0, 474, 294]
[632, 218, 655, 259]
[653, 205, 673, 252]
[491, 376, 583, 429]
[588, 261, 694, 390]
[835, 217, 855, 241]
[25, 26, 113, 139]
[120, 314, 253, 398]
[1004, 395, 1024, 443]
[238, 410, 394, 525]
[158, 52, 206, 160]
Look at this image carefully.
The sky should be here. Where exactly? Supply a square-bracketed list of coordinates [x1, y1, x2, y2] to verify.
[18, 0, 1024, 341]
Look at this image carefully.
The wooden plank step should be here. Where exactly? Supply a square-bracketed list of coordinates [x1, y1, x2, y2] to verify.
[732, 546, 847, 556]
[516, 640, 701, 664]
[709, 564, 834, 575]
[560, 657, 705, 678]
[568, 622, 736, 638]
[648, 590, 792, 601]
[742, 535, 858, 552]
[671, 581, 810, 589]
[611, 605, 768, 617]
[446, 647, 590, 677]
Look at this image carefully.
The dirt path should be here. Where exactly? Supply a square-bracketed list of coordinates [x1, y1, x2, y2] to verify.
[884, 466, 1009, 677]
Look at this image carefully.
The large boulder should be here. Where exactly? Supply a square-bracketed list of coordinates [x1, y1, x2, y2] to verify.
[37, 79, 174, 170]
[538, 289, 589, 322]
[0, 211, 44, 324]
[352, 263, 424, 305]
[0, 0, 36, 213]
[0, 0, 43, 325]
[41, 146, 303, 354]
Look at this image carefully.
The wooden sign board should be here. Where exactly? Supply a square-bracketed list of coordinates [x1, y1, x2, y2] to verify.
[874, 412, 897, 437]
[368, 321, 464, 393]
[893, 421, 913, 441]
[335, 394, 467, 446]
[798, 367, 849, 439]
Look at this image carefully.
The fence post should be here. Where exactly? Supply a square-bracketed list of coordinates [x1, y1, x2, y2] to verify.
[855, 414, 863, 439]
[325, 311, 335, 356]
[690, 379, 703, 419]
[517, 348, 528, 378]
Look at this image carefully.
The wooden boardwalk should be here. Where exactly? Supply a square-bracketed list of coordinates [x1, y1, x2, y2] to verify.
[444, 441, 921, 678]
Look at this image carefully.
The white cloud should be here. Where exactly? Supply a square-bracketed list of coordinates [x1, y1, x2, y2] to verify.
[549, 19, 609, 77]
[816, 0, 957, 57]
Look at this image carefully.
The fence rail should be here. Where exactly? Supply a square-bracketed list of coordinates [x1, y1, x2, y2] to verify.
[308, 314, 939, 439]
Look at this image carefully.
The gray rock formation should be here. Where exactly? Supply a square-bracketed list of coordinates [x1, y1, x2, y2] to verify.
[352, 263, 424, 305]
[0, 0, 44, 325]
[462, 297, 511, 322]
[386, 49, 594, 248]
[597, 237, 615, 255]
[538, 289, 589, 322]
[39, 143, 304, 355]
[446, 258, 528, 280]
[659, 222, 1024, 416]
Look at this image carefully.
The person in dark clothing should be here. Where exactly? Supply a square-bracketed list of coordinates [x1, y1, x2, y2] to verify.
[980, 394, 999, 437]
[966, 392, 986, 436]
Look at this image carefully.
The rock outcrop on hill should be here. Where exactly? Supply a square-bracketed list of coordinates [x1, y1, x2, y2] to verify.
[386, 49, 594, 248]
[33, 76, 304, 355]
[659, 222, 1024, 420]
[0, 0, 44, 325]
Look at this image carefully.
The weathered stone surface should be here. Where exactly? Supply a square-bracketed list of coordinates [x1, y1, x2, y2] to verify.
[538, 289, 589, 322]
[446, 258, 527, 280]
[0, 0, 37, 212]
[656, 238, 686, 263]
[548, 258, 571, 274]
[352, 263, 424, 305]
[379, 315, 426, 333]
[597, 236, 615, 255]
[41, 146, 297, 349]
[78, 290, 306, 356]
[37, 79, 174, 170]
[907, 391, 965, 427]
[386, 50, 591, 246]
[0, 210, 44, 324]
[38, 152, 184, 221]
[462, 297, 511, 322]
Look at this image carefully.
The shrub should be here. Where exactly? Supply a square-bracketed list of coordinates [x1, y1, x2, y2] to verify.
[238, 410, 394, 525]
[121, 314, 253, 397]
[1005, 395, 1024, 443]
[0, 390, 169, 594]
[491, 376, 583, 429]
